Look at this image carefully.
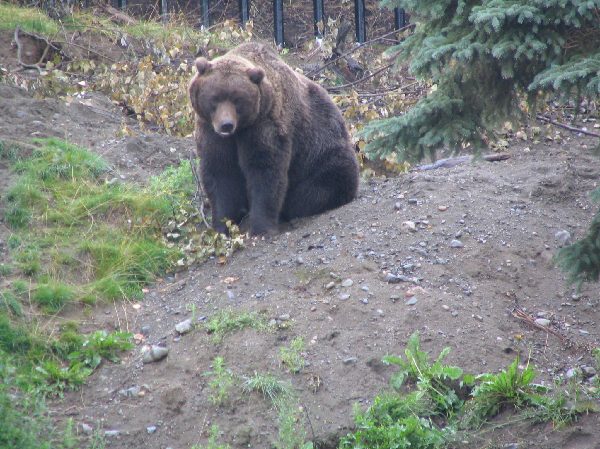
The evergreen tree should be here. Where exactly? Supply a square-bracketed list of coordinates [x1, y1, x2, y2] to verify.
[361, 0, 600, 284]
[360, 0, 600, 162]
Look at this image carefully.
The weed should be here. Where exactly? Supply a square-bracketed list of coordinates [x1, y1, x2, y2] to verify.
[279, 336, 306, 374]
[205, 308, 271, 343]
[0, 290, 23, 317]
[190, 424, 231, 449]
[0, 263, 13, 276]
[32, 282, 75, 312]
[275, 401, 314, 449]
[204, 357, 236, 406]
[11, 279, 29, 296]
[242, 372, 294, 405]
[463, 357, 537, 427]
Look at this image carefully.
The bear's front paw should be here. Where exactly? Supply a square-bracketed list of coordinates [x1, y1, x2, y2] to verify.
[249, 219, 278, 237]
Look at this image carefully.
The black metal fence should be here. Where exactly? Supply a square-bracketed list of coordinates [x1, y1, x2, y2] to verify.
[109, 0, 409, 46]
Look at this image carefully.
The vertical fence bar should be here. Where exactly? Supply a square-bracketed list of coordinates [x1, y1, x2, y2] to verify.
[273, 0, 284, 46]
[313, 0, 325, 37]
[394, 7, 408, 29]
[200, 0, 210, 28]
[118, 0, 127, 9]
[161, 0, 168, 23]
[239, 0, 250, 25]
[354, 0, 366, 43]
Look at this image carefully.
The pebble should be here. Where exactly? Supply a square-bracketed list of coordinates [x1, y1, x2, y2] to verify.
[361, 285, 370, 292]
[473, 314, 484, 322]
[408, 198, 418, 205]
[405, 297, 417, 306]
[343, 357, 358, 364]
[441, 305, 450, 311]
[394, 202, 402, 210]
[104, 430, 121, 437]
[325, 281, 336, 290]
[119, 386, 141, 397]
[361, 298, 369, 304]
[376, 309, 384, 316]
[296, 256, 304, 265]
[341, 279, 354, 287]
[338, 293, 350, 300]
[450, 239, 464, 248]
[390, 294, 401, 302]
[147, 425, 157, 434]
[142, 345, 169, 363]
[438, 205, 448, 211]
[278, 314, 291, 321]
[80, 423, 93, 435]
[581, 366, 597, 378]
[175, 319, 193, 335]
[140, 325, 151, 337]
[566, 368, 577, 379]
[268, 319, 278, 327]
[384, 273, 413, 284]
[555, 230, 572, 247]
[579, 329, 589, 335]
[401, 221, 417, 232]
[534, 318, 551, 327]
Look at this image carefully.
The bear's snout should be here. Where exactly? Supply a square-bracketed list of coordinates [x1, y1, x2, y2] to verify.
[213, 101, 237, 137]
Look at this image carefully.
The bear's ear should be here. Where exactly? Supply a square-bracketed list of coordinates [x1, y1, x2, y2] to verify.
[247, 67, 265, 84]
[195, 57, 212, 75]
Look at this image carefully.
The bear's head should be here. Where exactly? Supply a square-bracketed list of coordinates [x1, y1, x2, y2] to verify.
[189, 56, 269, 137]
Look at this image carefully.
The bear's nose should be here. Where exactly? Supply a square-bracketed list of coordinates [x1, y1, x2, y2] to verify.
[219, 122, 235, 135]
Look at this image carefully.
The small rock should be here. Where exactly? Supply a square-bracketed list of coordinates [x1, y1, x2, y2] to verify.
[361, 285, 370, 292]
[341, 278, 354, 287]
[473, 314, 484, 322]
[565, 368, 578, 379]
[390, 294, 401, 302]
[441, 305, 450, 311]
[579, 329, 590, 335]
[401, 221, 417, 232]
[408, 198, 418, 205]
[296, 256, 304, 265]
[376, 309, 384, 316]
[555, 230, 571, 247]
[534, 318, 551, 327]
[325, 281, 336, 290]
[80, 423, 93, 435]
[268, 318, 278, 327]
[104, 430, 120, 437]
[175, 319, 193, 335]
[450, 239, 464, 248]
[361, 298, 369, 304]
[119, 386, 141, 397]
[394, 202, 402, 210]
[278, 314, 291, 321]
[384, 273, 412, 284]
[140, 325, 151, 337]
[438, 205, 448, 211]
[226, 290, 235, 300]
[147, 425, 157, 434]
[343, 357, 358, 365]
[581, 366, 597, 378]
[338, 293, 350, 300]
[142, 345, 169, 364]
[405, 297, 418, 306]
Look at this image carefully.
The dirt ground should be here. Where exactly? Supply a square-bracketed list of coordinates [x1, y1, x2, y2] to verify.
[1, 28, 600, 449]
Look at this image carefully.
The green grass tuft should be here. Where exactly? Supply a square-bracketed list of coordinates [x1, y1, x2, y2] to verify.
[0, 3, 59, 35]
[205, 308, 272, 343]
[32, 282, 75, 312]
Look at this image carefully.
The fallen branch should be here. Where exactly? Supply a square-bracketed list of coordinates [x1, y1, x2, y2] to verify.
[536, 114, 600, 138]
[14, 26, 51, 73]
[306, 24, 415, 78]
[326, 62, 394, 92]
[414, 153, 511, 171]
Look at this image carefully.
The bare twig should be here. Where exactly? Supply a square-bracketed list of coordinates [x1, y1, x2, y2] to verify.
[14, 26, 51, 73]
[306, 24, 415, 77]
[189, 150, 210, 228]
[414, 153, 511, 171]
[536, 114, 600, 138]
[326, 62, 394, 92]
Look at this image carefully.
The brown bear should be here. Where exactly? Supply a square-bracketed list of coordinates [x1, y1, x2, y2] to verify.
[188, 42, 359, 236]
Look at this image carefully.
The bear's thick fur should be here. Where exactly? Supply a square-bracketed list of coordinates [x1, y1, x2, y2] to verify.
[189, 42, 359, 235]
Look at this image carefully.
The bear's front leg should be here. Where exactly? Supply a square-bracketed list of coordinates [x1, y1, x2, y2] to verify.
[198, 128, 248, 234]
[237, 133, 291, 236]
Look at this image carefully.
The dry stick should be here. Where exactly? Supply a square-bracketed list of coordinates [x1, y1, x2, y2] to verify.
[536, 114, 600, 138]
[306, 24, 415, 78]
[14, 26, 51, 73]
[189, 151, 211, 228]
[326, 62, 394, 92]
